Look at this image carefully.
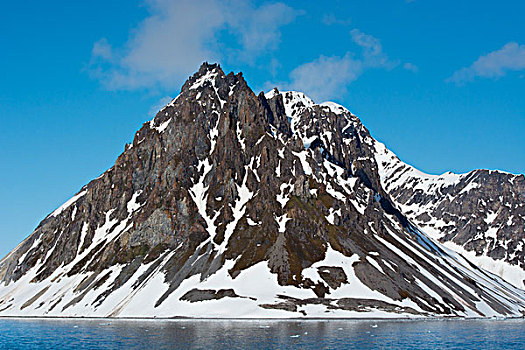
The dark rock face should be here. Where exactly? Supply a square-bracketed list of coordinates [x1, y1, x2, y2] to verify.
[0, 63, 524, 318]
[317, 266, 347, 289]
[180, 288, 245, 302]
[260, 295, 421, 315]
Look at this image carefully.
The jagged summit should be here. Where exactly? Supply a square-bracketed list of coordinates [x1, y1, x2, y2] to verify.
[0, 63, 524, 318]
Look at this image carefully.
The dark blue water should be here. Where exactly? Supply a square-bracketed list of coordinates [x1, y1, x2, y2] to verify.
[0, 318, 524, 349]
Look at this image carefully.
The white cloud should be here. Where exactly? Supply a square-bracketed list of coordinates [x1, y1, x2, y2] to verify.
[149, 96, 173, 117]
[281, 29, 399, 101]
[89, 0, 299, 90]
[403, 62, 419, 72]
[322, 14, 351, 26]
[350, 29, 382, 58]
[286, 54, 363, 102]
[91, 38, 113, 62]
[227, 2, 299, 63]
[447, 42, 525, 84]
[349, 29, 400, 70]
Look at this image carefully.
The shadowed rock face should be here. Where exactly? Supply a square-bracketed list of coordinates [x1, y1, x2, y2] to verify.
[0, 63, 524, 318]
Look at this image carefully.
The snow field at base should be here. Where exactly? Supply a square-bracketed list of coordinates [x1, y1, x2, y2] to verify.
[116, 252, 421, 319]
[0, 188, 152, 317]
[6, 216, 520, 319]
[442, 240, 525, 292]
[125, 259, 312, 318]
[301, 247, 425, 314]
[1, 250, 417, 318]
[382, 217, 525, 317]
[0, 252, 124, 317]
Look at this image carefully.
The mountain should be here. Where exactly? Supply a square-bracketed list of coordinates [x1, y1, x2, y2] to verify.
[375, 146, 525, 288]
[0, 63, 524, 318]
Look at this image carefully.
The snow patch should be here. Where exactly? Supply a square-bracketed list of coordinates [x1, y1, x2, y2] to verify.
[49, 191, 87, 218]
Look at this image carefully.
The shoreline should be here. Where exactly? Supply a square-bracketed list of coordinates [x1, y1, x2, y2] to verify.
[0, 315, 522, 321]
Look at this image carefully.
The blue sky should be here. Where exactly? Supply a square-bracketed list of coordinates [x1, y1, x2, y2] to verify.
[1, 0, 524, 258]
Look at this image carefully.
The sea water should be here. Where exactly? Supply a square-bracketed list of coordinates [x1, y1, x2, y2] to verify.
[0, 318, 524, 349]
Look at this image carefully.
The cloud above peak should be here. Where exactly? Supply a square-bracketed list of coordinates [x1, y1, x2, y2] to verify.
[89, 0, 299, 91]
[282, 29, 400, 102]
[447, 42, 525, 84]
[286, 53, 363, 103]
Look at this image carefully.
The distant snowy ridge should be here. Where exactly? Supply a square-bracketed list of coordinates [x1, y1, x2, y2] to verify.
[373, 140, 525, 288]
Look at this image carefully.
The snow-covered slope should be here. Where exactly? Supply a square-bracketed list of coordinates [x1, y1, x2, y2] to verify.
[1, 222, 524, 318]
[374, 141, 525, 288]
[0, 64, 524, 319]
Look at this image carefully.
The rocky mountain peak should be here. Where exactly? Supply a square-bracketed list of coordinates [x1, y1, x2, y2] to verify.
[0, 63, 524, 319]
[183, 62, 224, 88]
